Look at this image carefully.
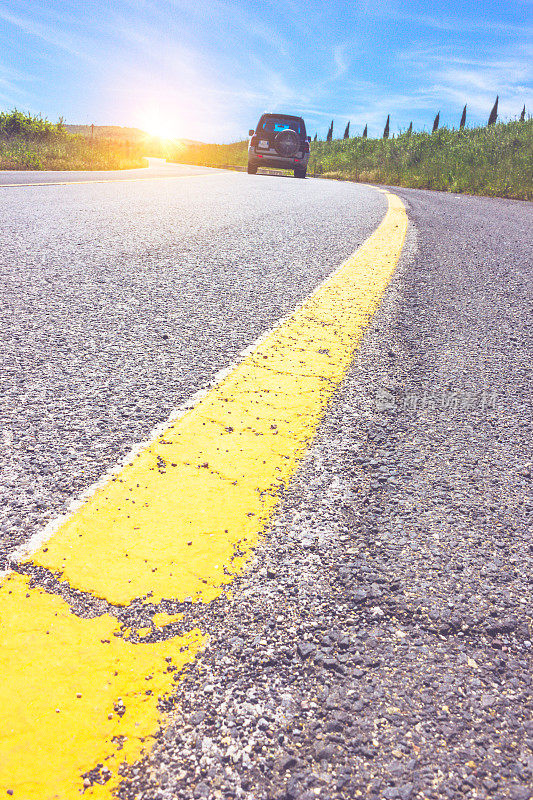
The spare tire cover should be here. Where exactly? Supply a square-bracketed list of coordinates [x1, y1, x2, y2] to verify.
[274, 129, 299, 157]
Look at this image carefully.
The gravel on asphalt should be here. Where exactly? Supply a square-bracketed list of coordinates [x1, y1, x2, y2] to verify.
[113, 188, 532, 800]
[3, 173, 532, 799]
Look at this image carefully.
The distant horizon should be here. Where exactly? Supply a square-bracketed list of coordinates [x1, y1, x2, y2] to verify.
[1, 0, 531, 143]
[58, 112, 529, 146]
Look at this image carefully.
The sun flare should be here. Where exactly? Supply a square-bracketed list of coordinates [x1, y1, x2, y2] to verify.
[142, 112, 181, 140]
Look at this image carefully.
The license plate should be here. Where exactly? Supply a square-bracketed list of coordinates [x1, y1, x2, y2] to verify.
[258, 140, 269, 149]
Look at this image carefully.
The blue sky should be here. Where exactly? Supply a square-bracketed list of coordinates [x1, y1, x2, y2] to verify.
[0, 0, 531, 141]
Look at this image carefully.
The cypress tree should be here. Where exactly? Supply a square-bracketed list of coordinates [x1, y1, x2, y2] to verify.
[432, 111, 440, 133]
[407, 122, 413, 135]
[383, 115, 390, 139]
[519, 105, 526, 122]
[343, 121, 350, 139]
[326, 120, 333, 142]
[460, 104, 467, 129]
[314, 132, 318, 141]
[488, 96, 498, 126]
[362, 124, 368, 138]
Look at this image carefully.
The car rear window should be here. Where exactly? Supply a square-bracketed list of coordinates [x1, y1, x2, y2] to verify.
[260, 117, 304, 136]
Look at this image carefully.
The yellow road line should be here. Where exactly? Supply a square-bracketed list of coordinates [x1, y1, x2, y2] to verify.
[0, 173, 215, 188]
[26, 191, 407, 606]
[0, 573, 205, 799]
[0, 190, 408, 799]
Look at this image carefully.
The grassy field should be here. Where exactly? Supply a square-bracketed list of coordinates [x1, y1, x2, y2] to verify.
[0, 110, 147, 170]
[169, 119, 533, 200]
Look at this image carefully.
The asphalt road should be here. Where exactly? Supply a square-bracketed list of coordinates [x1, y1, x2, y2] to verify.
[1, 163, 532, 800]
[0, 158, 211, 185]
[0, 161, 386, 566]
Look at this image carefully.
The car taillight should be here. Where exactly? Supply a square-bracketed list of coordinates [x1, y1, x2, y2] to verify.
[250, 135, 258, 146]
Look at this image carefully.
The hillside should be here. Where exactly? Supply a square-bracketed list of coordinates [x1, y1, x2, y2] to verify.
[66, 125, 202, 149]
[65, 124, 148, 140]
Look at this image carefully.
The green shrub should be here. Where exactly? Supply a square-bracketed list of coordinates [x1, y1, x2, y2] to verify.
[0, 109, 147, 170]
[0, 109, 62, 140]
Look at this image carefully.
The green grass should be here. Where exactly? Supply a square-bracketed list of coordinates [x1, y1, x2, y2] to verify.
[0, 110, 147, 170]
[170, 119, 533, 200]
[170, 139, 250, 170]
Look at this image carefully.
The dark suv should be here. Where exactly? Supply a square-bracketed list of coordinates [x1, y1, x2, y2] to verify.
[247, 113, 311, 178]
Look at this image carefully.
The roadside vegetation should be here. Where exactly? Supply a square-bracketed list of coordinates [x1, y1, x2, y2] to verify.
[170, 139, 249, 171]
[170, 119, 532, 201]
[2, 109, 530, 199]
[0, 110, 147, 170]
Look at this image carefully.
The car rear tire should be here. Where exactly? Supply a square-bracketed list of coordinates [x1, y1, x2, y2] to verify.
[247, 163, 257, 174]
[294, 166, 307, 178]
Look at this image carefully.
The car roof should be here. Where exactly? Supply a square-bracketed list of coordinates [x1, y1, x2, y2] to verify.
[262, 112, 304, 120]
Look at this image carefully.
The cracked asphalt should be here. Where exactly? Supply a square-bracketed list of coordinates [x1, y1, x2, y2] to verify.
[1, 164, 532, 800]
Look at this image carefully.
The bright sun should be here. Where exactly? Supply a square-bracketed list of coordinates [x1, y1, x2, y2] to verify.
[142, 113, 181, 140]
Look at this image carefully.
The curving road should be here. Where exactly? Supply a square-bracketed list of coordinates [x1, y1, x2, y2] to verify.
[1, 161, 532, 800]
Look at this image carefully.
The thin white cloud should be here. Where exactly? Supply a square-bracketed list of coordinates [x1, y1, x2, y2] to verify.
[0, 57, 43, 109]
[397, 44, 533, 121]
[333, 44, 351, 79]
[166, 0, 290, 58]
[403, 11, 531, 36]
[0, 6, 96, 63]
